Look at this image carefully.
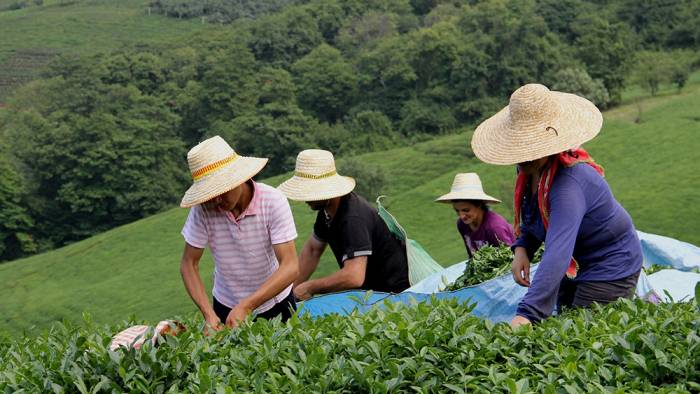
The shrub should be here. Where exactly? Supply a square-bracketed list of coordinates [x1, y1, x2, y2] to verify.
[552, 68, 611, 109]
[0, 299, 698, 392]
[338, 158, 387, 201]
[399, 98, 457, 135]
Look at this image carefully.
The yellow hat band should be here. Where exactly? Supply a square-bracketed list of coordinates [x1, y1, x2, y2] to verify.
[192, 154, 238, 180]
[294, 170, 337, 180]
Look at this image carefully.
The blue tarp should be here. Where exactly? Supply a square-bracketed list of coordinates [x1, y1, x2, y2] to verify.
[298, 231, 700, 322]
[638, 231, 700, 302]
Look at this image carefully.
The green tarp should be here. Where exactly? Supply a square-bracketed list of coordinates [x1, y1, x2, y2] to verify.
[376, 196, 444, 286]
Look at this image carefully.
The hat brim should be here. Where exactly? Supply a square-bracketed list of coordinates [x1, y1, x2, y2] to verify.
[180, 156, 268, 208]
[277, 175, 356, 202]
[471, 91, 603, 165]
[435, 191, 501, 204]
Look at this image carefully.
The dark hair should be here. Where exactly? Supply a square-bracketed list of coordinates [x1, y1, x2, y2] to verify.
[451, 199, 489, 212]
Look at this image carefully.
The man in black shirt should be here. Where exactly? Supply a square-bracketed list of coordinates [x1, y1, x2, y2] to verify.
[278, 149, 410, 299]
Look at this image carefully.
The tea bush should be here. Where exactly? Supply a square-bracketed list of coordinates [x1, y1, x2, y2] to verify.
[1, 298, 698, 392]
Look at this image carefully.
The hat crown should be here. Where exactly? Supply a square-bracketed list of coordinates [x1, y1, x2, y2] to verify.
[451, 173, 483, 193]
[187, 136, 236, 174]
[509, 84, 559, 126]
[295, 149, 337, 176]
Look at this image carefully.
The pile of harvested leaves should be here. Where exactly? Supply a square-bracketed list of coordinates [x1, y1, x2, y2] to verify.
[645, 264, 700, 275]
[1, 298, 698, 392]
[645, 264, 672, 275]
[445, 244, 543, 290]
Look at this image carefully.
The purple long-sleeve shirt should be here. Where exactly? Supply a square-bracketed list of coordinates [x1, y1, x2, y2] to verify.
[457, 210, 515, 256]
[513, 164, 642, 323]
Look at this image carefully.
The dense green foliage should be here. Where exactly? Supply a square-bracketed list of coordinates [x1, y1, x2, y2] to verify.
[0, 141, 36, 260]
[7, 57, 188, 245]
[551, 68, 611, 108]
[1, 0, 699, 259]
[1, 299, 698, 392]
[148, 0, 298, 23]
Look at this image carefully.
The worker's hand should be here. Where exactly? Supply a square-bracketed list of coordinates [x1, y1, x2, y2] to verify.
[511, 247, 531, 287]
[293, 281, 313, 301]
[203, 314, 223, 336]
[226, 303, 252, 328]
[510, 315, 532, 329]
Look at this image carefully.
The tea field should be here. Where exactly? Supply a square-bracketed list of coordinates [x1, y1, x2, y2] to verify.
[1, 298, 698, 392]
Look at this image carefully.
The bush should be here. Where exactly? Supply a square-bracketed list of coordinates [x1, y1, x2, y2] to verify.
[148, 0, 296, 22]
[209, 107, 320, 177]
[8, 1, 28, 10]
[458, 96, 506, 123]
[0, 299, 698, 392]
[348, 110, 393, 136]
[343, 110, 396, 152]
[337, 158, 387, 201]
[632, 51, 670, 96]
[399, 98, 456, 135]
[552, 68, 611, 109]
[0, 147, 36, 261]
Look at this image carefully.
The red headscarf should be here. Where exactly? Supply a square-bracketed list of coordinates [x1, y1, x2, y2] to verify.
[513, 148, 604, 279]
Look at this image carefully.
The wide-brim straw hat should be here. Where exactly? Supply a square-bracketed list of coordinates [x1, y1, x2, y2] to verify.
[471, 84, 603, 165]
[436, 173, 501, 204]
[278, 149, 355, 201]
[180, 136, 268, 208]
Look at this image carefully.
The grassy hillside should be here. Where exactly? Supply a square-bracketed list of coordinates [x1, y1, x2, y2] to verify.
[1, 75, 699, 335]
[0, 0, 213, 101]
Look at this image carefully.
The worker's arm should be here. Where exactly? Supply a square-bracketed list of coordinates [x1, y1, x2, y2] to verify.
[180, 242, 221, 330]
[293, 255, 367, 300]
[226, 240, 300, 327]
[295, 236, 326, 287]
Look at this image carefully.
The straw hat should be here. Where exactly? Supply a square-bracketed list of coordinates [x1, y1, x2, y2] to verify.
[277, 149, 355, 201]
[471, 84, 603, 165]
[436, 173, 501, 204]
[180, 136, 268, 208]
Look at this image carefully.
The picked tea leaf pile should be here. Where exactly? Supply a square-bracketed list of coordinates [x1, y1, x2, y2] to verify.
[445, 244, 543, 290]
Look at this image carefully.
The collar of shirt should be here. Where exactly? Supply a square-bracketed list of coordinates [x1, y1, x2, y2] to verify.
[325, 193, 352, 228]
[221, 180, 261, 224]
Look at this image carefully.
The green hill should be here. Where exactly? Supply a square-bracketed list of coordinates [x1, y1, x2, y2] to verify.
[2, 75, 700, 335]
[0, 0, 213, 101]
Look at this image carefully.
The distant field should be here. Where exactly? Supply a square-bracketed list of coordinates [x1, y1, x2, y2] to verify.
[0, 0, 213, 101]
[1, 74, 699, 335]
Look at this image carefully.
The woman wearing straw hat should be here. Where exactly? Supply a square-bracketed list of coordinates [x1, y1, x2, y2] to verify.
[436, 173, 515, 257]
[471, 84, 643, 328]
[278, 149, 410, 300]
[179, 136, 300, 331]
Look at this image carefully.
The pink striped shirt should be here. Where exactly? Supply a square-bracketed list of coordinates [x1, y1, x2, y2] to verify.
[181, 181, 297, 314]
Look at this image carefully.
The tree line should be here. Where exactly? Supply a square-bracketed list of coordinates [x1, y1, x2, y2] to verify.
[0, 0, 698, 262]
[148, 0, 299, 23]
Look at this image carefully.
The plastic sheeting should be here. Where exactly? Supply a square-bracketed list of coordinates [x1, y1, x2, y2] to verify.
[638, 231, 700, 271]
[637, 231, 700, 302]
[298, 231, 699, 322]
[376, 197, 444, 285]
[646, 270, 700, 302]
[299, 273, 533, 323]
